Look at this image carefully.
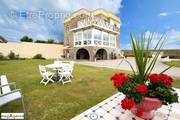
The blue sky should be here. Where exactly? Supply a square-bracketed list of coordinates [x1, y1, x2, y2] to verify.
[120, 0, 180, 49]
[0, 0, 180, 49]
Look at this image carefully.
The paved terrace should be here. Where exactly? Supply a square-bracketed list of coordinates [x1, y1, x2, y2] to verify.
[75, 57, 180, 78]
[72, 89, 180, 120]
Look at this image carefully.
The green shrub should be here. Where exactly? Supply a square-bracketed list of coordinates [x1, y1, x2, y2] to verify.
[1, 52, 25, 60]
[8, 51, 16, 59]
[47, 39, 54, 44]
[58, 41, 64, 45]
[0, 52, 5, 60]
[32, 54, 45, 59]
[35, 39, 63, 44]
[20, 36, 33, 42]
[35, 40, 47, 43]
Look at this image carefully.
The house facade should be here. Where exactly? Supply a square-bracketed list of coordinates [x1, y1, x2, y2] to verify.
[63, 8, 121, 61]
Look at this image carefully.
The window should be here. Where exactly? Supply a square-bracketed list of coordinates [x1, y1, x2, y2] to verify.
[83, 30, 92, 45]
[94, 29, 102, 45]
[109, 34, 116, 47]
[75, 32, 82, 46]
[103, 32, 109, 46]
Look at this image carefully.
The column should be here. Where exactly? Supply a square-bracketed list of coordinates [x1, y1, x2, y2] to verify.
[91, 29, 94, 46]
[82, 31, 84, 46]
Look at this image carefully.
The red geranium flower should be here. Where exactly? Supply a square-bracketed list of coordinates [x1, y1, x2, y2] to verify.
[159, 74, 173, 86]
[136, 84, 148, 95]
[121, 97, 135, 110]
[111, 73, 129, 88]
[148, 74, 173, 86]
[135, 109, 143, 117]
[148, 74, 159, 83]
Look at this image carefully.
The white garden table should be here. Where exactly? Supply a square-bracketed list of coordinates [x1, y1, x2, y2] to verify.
[46, 63, 70, 70]
[71, 89, 180, 120]
[46, 63, 63, 69]
[46, 63, 70, 81]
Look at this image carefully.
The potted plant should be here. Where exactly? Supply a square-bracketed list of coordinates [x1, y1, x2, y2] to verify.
[111, 33, 179, 119]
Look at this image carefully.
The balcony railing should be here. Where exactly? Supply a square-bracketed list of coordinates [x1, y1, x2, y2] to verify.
[72, 17, 119, 33]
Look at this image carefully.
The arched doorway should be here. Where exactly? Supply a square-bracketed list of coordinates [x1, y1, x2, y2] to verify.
[76, 48, 90, 60]
[95, 49, 107, 60]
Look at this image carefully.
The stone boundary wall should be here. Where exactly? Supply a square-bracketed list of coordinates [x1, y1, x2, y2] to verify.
[0, 42, 64, 59]
[122, 50, 180, 59]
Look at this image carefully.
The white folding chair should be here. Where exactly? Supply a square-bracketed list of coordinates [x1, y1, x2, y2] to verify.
[58, 64, 72, 84]
[0, 75, 26, 119]
[39, 65, 55, 86]
[69, 61, 74, 78]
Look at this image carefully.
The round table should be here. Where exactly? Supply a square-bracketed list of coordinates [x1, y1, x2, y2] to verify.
[46, 63, 70, 81]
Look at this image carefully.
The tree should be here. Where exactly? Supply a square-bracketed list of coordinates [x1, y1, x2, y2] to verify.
[28, 38, 33, 42]
[35, 40, 46, 43]
[58, 41, 64, 45]
[47, 39, 54, 44]
[20, 36, 33, 42]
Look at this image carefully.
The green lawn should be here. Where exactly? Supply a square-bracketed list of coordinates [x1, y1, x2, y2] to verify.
[0, 60, 180, 120]
[163, 61, 180, 67]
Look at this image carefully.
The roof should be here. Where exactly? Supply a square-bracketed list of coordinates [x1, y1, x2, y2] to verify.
[64, 8, 121, 24]
[0, 36, 8, 43]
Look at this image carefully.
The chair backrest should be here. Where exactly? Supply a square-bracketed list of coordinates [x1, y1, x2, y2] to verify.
[69, 61, 74, 68]
[62, 64, 73, 73]
[0, 76, 22, 107]
[54, 60, 62, 65]
[0, 75, 11, 94]
[39, 65, 46, 76]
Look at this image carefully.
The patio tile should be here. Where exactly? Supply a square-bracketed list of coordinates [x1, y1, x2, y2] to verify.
[71, 90, 180, 120]
[95, 108, 107, 116]
[103, 113, 116, 119]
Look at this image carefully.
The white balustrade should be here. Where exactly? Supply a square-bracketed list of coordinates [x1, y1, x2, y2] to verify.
[76, 17, 117, 32]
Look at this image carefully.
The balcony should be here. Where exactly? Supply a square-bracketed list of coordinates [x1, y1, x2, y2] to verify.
[70, 17, 119, 34]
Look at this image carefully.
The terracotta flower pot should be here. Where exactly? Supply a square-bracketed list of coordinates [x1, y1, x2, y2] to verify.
[131, 97, 162, 119]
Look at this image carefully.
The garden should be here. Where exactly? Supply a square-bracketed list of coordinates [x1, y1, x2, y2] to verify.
[0, 59, 124, 120]
[0, 59, 180, 120]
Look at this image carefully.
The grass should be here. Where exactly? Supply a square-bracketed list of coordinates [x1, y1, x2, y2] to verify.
[0, 60, 180, 120]
[163, 61, 180, 67]
[0, 59, 128, 120]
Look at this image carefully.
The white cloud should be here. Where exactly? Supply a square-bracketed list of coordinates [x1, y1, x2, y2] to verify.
[165, 29, 180, 49]
[0, 17, 5, 24]
[176, 10, 180, 13]
[159, 12, 169, 16]
[36, 34, 47, 40]
[121, 30, 180, 50]
[159, 10, 180, 17]
[55, 0, 122, 13]
[144, 30, 180, 49]
[0, 0, 122, 42]
[121, 43, 131, 50]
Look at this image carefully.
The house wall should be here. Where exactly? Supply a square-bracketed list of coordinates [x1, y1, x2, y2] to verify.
[64, 8, 121, 48]
[0, 42, 64, 59]
[64, 8, 121, 61]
